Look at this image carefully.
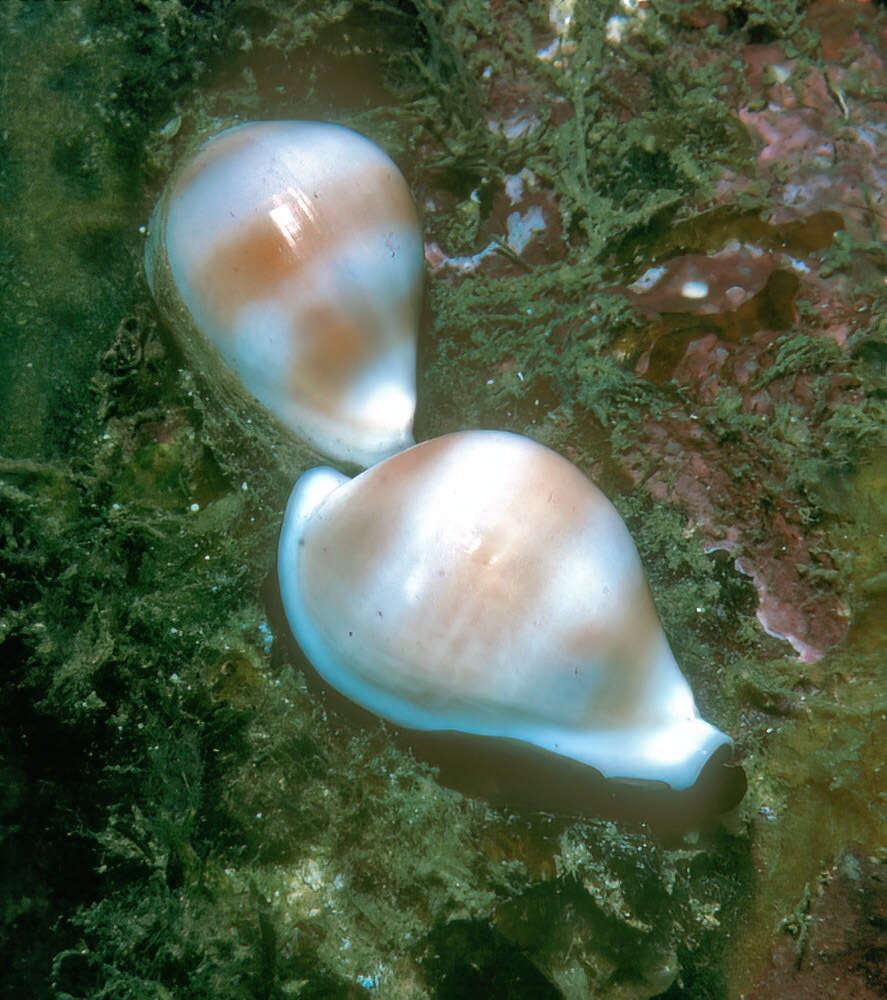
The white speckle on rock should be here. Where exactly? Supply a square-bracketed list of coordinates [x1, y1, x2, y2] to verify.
[506, 204, 546, 254]
[681, 279, 709, 299]
[629, 266, 667, 292]
[606, 15, 628, 44]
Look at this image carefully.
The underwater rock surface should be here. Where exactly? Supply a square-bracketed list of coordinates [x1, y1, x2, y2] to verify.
[747, 850, 887, 1000]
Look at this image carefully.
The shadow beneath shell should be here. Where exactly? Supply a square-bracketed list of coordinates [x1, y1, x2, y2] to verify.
[266, 573, 746, 838]
[403, 728, 747, 837]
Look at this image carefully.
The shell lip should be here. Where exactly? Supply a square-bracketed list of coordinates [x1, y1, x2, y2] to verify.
[530, 715, 734, 791]
[280, 465, 349, 537]
[426, 714, 733, 793]
[278, 465, 351, 669]
[400, 727, 746, 824]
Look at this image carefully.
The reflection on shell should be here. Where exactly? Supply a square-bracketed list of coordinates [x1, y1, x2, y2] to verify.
[145, 120, 423, 468]
[278, 430, 733, 791]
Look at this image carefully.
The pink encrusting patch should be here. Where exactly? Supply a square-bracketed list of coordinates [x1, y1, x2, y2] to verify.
[734, 16, 887, 242]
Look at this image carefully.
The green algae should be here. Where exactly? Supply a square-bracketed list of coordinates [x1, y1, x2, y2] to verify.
[2, 0, 886, 997]
[725, 639, 885, 995]
[721, 445, 887, 994]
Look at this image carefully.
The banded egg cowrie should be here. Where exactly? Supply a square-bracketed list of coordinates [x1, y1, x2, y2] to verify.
[278, 430, 741, 809]
[144, 120, 423, 468]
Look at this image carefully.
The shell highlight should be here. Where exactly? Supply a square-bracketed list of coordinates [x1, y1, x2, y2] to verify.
[145, 120, 423, 467]
[278, 430, 733, 791]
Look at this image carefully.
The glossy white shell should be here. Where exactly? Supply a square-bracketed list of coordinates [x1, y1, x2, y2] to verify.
[145, 120, 423, 467]
[278, 430, 732, 790]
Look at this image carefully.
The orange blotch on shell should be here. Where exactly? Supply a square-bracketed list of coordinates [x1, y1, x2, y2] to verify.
[286, 305, 374, 417]
[184, 161, 418, 328]
[192, 212, 306, 327]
